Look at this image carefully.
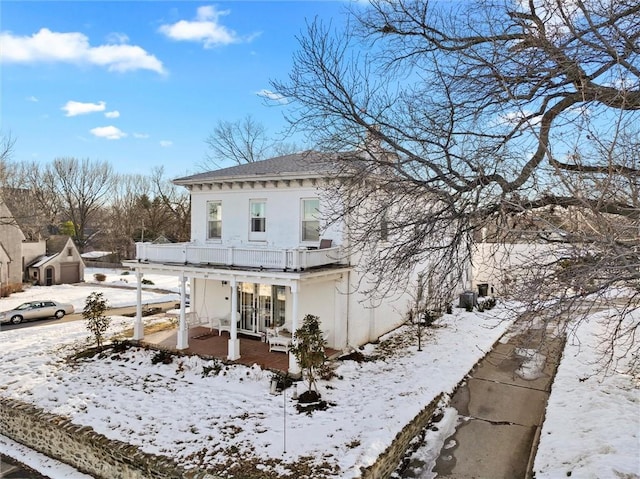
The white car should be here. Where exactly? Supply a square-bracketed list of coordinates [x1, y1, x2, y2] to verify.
[0, 301, 75, 324]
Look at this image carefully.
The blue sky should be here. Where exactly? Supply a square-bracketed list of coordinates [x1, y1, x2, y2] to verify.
[1, 1, 351, 179]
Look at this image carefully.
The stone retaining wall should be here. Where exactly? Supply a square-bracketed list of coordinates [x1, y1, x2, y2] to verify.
[359, 393, 443, 479]
[0, 398, 217, 479]
[2, 393, 443, 479]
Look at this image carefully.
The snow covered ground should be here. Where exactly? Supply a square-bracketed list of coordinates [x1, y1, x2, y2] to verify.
[0, 267, 181, 313]
[533, 309, 640, 478]
[0, 268, 638, 478]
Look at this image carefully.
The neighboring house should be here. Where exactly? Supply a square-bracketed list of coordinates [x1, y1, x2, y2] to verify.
[0, 200, 26, 296]
[124, 151, 468, 372]
[26, 235, 84, 286]
[0, 195, 85, 295]
[81, 250, 122, 269]
[0, 199, 48, 296]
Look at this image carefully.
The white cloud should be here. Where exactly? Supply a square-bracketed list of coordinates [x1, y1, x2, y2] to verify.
[105, 111, 120, 118]
[87, 43, 166, 73]
[256, 89, 288, 104]
[90, 125, 127, 140]
[62, 100, 106, 117]
[158, 5, 257, 48]
[497, 109, 541, 127]
[0, 28, 166, 75]
[159, 140, 173, 147]
[26, 96, 38, 102]
[133, 133, 150, 139]
[106, 32, 129, 44]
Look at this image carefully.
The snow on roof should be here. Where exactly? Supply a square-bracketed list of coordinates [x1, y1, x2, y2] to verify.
[81, 251, 114, 259]
[30, 254, 58, 268]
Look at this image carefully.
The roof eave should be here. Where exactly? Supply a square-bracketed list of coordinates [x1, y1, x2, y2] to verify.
[173, 171, 341, 187]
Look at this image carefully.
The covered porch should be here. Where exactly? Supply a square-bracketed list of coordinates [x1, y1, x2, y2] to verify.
[143, 325, 340, 372]
[143, 325, 293, 372]
[123, 259, 350, 374]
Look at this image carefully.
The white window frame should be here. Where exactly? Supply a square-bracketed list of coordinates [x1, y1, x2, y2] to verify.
[301, 198, 320, 243]
[207, 200, 222, 240]
[249, 199, 267, 242]
[380, 213, 389, 242]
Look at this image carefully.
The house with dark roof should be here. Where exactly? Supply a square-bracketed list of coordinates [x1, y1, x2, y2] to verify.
[26, 235, 84, 286]
[123, 151, 465, 373]
[0, 192, 85, 295]
[0, 198, 51, 296]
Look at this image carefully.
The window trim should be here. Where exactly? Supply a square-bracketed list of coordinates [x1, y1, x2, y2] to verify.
[380, 214, 389, 242]
[207, 200, 223, 241]
[301, 198, 320, 243]
[249, 199, 267, 241]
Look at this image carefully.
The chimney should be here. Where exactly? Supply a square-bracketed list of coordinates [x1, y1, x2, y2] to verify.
[363, 125, 382, 155]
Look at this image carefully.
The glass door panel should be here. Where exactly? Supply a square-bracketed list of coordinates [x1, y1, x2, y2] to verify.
[238, 283, 254, 331]
[236, 283, 287, 335]
[257, 284, 272, 330]
[273, 286, 286, 327]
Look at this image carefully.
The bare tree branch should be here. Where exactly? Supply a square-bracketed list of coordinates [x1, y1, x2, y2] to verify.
[274, 0, 640, 374]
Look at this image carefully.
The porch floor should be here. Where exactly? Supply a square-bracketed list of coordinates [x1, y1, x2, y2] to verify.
[142, 326, 337, 373]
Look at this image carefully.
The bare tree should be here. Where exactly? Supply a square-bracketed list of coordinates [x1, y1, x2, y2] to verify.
[202, 114, 301, 170]
[273, 0, 639, 373]
[0, 132, 15, 182]
[150, 166, 191, 242]
[101, 173, 153, 259]
[0, 132, 18, 228]
[45, 158, 114, 251]
[0, 138, 55, 238]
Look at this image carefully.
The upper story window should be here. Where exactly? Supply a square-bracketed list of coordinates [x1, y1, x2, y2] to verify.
[301, 198, 320, 242]
[249, 199, 266, 241]
[207, 201, 222, 240]
[380, 215, 389, 242]
[250, 200, 266, 233]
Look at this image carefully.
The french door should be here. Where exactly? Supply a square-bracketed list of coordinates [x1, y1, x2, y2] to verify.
[237, 283, 286, 335]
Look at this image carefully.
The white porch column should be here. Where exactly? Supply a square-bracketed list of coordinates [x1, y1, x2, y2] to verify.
[288, 281, 301, 374]
[227, 278, 240, 360]
[176, 275, 189, 350]
[133, 271, 144, 340]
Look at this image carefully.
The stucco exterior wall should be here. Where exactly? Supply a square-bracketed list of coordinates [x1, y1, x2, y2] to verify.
[21, 240, 46, 273]
[472, 242, 561, 296]
[189, 183, 344, 249]
[191, 278, 232, 320]
[297, 279, 338, 346]
[345, 283, 411, 348]
[0, 201, 26, 286]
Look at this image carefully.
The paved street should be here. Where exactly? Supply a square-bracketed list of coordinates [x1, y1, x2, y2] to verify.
[0, 455, 49, 479]
[0, 301, 180, 333]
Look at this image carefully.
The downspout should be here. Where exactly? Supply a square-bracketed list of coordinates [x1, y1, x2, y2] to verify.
[345, 269, 350, 350]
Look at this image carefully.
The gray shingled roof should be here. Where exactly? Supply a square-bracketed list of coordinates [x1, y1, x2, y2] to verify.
[173, 151, 342, 184]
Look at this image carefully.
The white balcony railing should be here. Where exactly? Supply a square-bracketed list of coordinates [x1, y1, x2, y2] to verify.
[135, 242, 345, 271]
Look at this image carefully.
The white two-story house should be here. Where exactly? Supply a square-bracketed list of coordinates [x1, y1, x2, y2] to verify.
[124, 151, 425, 372]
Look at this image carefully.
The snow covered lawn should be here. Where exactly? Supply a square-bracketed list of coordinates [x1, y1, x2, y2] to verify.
[0, 268, 180, 313]
[533, 309, 640, 478]
[1, 270, 637, 478]
[0, 281, 512, 478]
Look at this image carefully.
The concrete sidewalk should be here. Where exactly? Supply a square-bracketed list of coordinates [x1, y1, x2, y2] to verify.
[432, 319, 565, 478]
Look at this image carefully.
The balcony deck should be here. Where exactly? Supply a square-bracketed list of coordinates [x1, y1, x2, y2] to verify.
[135, 242, 344, 271]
